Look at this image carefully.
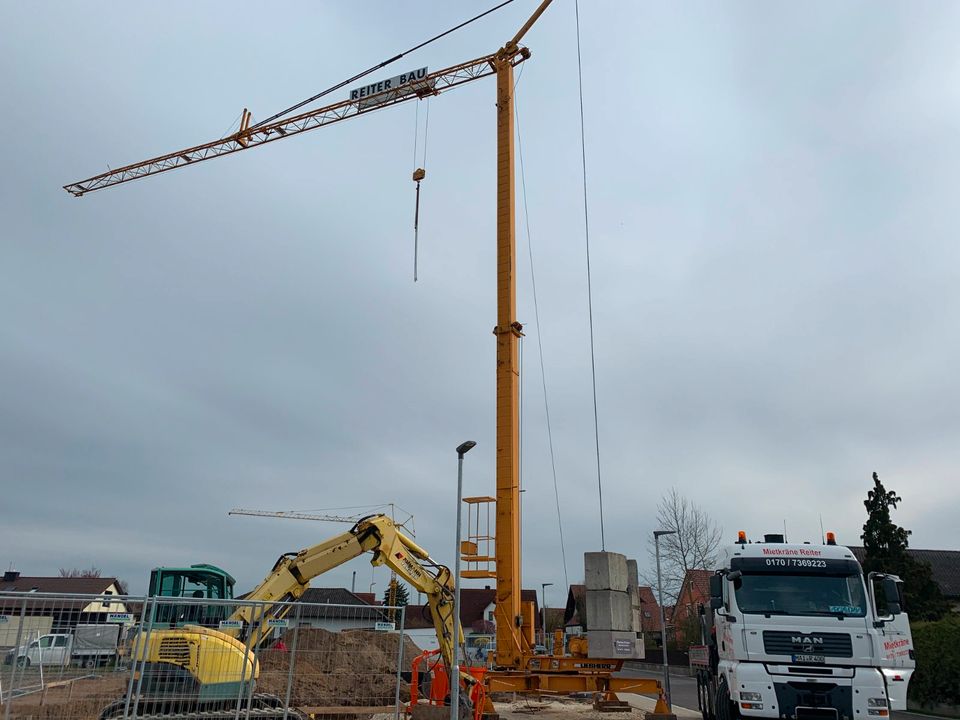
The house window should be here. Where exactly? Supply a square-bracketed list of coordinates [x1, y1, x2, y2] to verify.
[102, 589, 112, 608]
[487, 611, 494, 622]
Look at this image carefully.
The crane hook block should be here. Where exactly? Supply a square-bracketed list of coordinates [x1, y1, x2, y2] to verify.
[412, 168, 426, 182]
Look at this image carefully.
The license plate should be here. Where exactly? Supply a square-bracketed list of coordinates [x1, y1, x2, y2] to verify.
[792, 654, 825, 664]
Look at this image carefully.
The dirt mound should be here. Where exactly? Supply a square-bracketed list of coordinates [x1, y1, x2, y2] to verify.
[257, 629, 424, 708]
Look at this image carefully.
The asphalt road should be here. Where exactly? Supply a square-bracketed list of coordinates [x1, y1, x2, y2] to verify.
[617, 667, 938, 720]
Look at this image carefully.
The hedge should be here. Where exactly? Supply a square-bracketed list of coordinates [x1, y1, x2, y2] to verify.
[909, 615, 960, 706]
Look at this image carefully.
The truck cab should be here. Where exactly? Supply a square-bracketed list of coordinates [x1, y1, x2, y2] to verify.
[148, 564, 235, 627]
[695, 533, 914, 720]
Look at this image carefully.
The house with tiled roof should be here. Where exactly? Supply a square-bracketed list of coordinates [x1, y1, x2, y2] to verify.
[290, 587, 389, 631]
[672, 569, 712, 645]
[849, 547, 960, 611]
[0, 571, 129, 635]
[636, 585, 663, 637]
[403, 586, 539, 654]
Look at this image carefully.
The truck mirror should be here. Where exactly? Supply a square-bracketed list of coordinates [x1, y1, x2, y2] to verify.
[709, 574, 722, 600]
[727, 570, 742, 581]
[710, 596, 724, 610]
[882, 577, 902, 615]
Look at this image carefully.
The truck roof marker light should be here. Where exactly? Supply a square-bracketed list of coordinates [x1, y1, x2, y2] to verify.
[737, 530, 747, 544]
[826, 532, 837, 545]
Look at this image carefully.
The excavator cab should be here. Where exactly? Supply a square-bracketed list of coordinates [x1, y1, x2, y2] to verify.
[148, 564, 235, 627]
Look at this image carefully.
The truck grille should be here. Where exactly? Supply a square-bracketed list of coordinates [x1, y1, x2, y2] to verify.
[763, 631, 853, 658]
[157, 638, 191, 663]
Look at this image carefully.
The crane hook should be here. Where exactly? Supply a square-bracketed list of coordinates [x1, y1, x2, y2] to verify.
[412, 168, 426, 282]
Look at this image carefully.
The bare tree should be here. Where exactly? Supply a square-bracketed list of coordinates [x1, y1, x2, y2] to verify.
[644, 489, 723, 606]
[58, 566, 102, 578]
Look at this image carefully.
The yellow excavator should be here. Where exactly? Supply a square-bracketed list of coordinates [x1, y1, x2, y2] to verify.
[101, 515, 465, 720]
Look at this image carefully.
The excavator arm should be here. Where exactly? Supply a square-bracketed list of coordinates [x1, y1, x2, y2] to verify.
[228, 514, 462, 676]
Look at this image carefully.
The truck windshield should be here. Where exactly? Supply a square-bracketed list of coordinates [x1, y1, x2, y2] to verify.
[735, 573, 867, 617]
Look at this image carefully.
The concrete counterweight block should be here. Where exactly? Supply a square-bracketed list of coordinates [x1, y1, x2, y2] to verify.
[627, 558, 639, 592]
[587, 629, 645, 659]
[586, 589, 633, 631]
[585, 551, 628, 592]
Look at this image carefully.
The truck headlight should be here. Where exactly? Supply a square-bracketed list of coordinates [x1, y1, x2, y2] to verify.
[740, 693, 762, 702]
[867, 698, 887, 708]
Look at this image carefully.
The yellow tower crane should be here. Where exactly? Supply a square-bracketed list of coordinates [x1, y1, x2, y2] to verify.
[64, 0, 659, 701]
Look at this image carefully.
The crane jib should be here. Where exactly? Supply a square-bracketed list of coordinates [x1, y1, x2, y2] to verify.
[349, 67, 428, 101]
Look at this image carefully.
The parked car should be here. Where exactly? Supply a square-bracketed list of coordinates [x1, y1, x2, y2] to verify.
[3, 625, 120, 668]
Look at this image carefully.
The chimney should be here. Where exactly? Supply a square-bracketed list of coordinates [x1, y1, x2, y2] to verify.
[3, 570, 20, 582]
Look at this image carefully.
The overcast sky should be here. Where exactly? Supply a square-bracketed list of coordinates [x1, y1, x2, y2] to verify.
[2, 1, 958, 601]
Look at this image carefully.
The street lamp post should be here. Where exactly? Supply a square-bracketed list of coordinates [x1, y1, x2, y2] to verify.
[450, 440, 476, 720]
[654, 529, 677, 709]
[540, 582, 553, 651]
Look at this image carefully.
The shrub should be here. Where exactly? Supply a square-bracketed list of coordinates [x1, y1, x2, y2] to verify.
[909, 615, 960, 707]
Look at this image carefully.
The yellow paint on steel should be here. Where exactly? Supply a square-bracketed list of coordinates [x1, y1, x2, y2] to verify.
[493, 50, 522, 670]
[486, 670, 660, 695]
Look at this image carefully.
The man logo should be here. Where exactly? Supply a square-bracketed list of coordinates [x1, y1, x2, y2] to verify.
[792, 636, 824, 653]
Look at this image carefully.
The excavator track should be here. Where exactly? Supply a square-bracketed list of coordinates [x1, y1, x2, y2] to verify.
[100, 693, 307, 720]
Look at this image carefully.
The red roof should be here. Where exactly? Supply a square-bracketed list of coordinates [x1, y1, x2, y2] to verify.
[636, 585, 663, 632]
[678, 569, 712, 604]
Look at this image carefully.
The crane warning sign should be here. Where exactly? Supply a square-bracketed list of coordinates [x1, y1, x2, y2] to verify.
[349, 68, 432, 109]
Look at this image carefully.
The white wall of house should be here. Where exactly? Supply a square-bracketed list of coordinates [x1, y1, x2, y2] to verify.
[291, 617, 379, 633]
[405, 628, 439, 652]
[80, 583, 128, 614]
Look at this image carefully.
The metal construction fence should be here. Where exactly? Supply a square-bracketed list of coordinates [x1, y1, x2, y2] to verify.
[0, 592, 412, 720]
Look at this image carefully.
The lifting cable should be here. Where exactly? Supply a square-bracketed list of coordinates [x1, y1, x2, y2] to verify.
[514, 68, 570, 591]
[247, 0, 516, 133]
[411, 98, 431, 282]
[573, 0, 606, 551]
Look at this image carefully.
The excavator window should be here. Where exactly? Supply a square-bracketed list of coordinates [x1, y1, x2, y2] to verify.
[148, 567, 233, 627]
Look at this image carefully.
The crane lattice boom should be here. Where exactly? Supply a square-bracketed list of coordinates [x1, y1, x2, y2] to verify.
[64, 53, 515, 197]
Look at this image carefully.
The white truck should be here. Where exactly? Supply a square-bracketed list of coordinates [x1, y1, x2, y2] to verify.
[692, 532, 914, 720]
[3, 624, 121, 668]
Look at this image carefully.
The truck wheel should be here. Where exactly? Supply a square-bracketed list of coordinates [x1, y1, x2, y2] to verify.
[16, 657, 30, 669]
[715, 677, 739, 720]
[697, 672, 714, 720]
[83, 658, 96, 669]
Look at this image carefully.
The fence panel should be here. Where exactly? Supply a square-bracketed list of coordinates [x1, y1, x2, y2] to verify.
[0, 592, 138, 720]
[0, 593, 412, 720]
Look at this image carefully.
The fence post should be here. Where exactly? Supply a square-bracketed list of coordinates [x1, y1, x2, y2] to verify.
[3, 596, 28, 720]
[234, 600, 258, 720]
[394, 605, 406, 720]
[244, 602, 266, 720]
[122, 596, 150, 720]
[130, 595, 159, 719]
[282, 602, 303, 720]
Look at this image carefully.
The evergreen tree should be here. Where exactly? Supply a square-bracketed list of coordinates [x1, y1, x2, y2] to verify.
[860, 472, 948, 621]
[382, 578, 410, 608]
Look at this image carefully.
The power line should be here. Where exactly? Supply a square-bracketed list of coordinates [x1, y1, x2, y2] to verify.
[249, 0, 516, 132]
[573, 0, 606, 551]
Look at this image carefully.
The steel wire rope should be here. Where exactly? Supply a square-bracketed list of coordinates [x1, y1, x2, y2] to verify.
[513, 68, 570, 592]
[573, 0, 606, 550]
[248, 0, 517, 132]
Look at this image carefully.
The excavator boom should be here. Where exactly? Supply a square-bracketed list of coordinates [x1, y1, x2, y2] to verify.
[227, 514, 461, 673]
